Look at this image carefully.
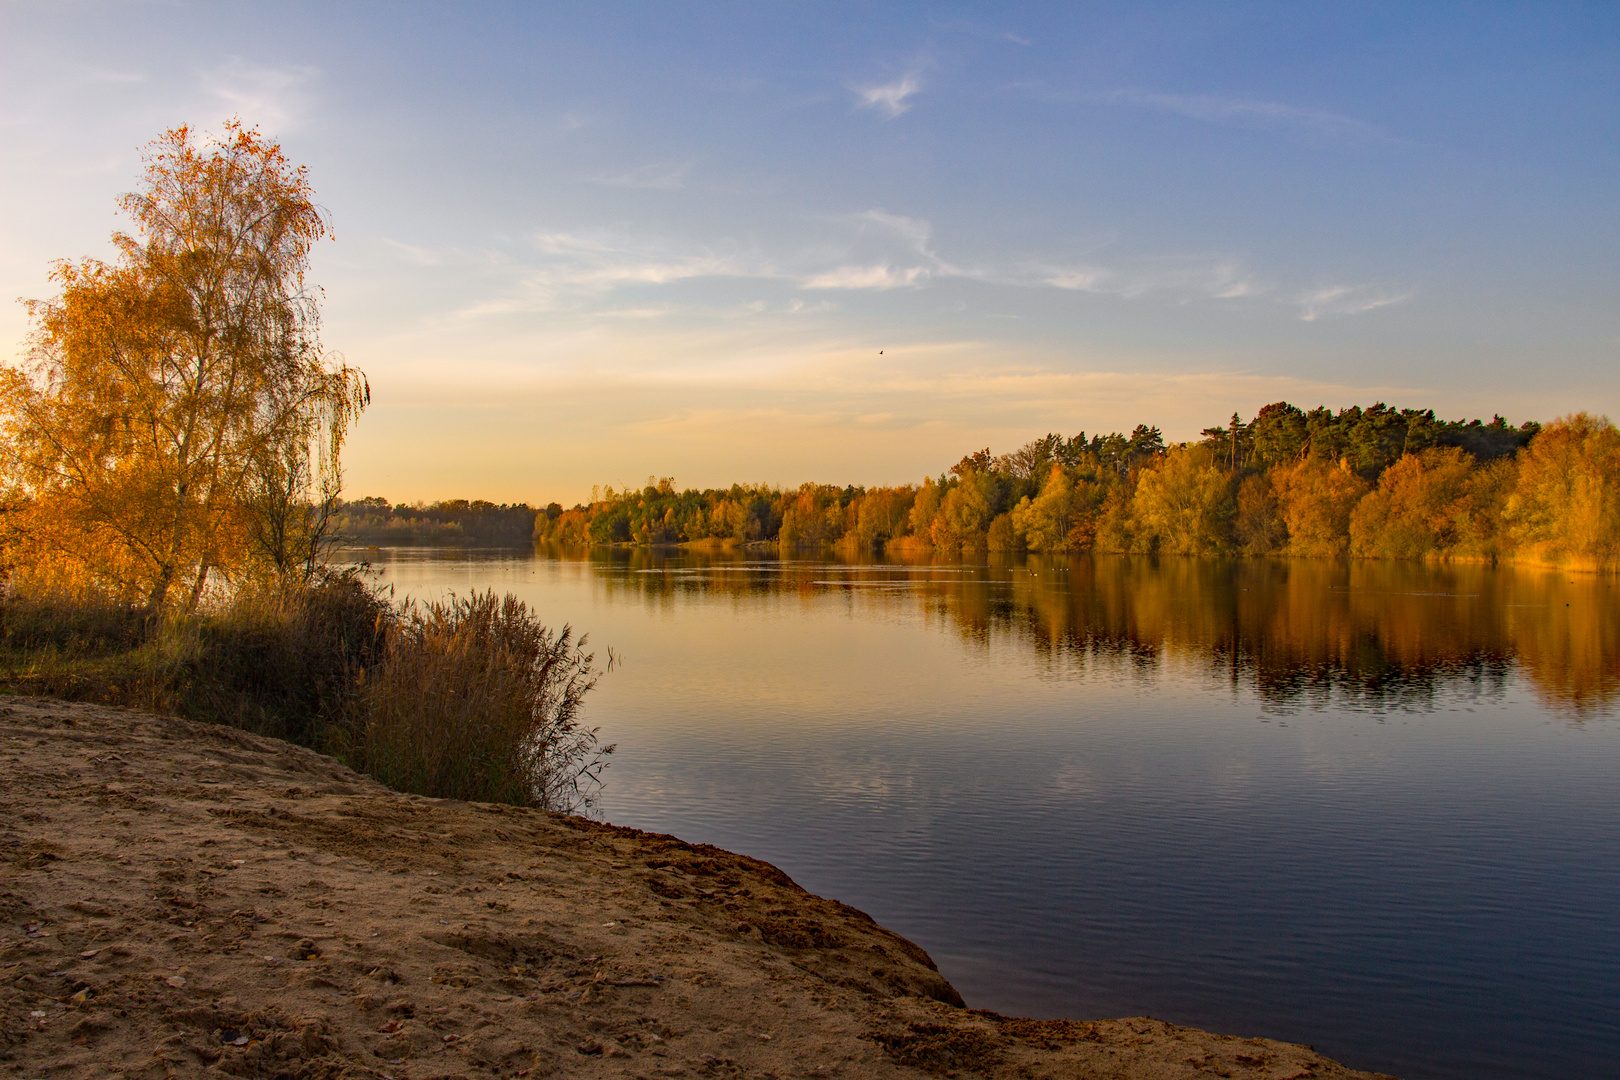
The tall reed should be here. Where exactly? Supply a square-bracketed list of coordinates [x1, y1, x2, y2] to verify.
[346, 591, 613, 812]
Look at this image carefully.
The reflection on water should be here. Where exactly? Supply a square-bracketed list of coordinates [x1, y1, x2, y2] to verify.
[351, 546, 1620, 1080]
[582, 548, 1618, 716]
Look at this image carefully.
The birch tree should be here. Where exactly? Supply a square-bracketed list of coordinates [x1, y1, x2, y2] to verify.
[1, 121, 367, 608]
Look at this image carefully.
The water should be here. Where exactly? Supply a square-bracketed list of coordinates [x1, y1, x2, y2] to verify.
[346, 546, 1620, 1080]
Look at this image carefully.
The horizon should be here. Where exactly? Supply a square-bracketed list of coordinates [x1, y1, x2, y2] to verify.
[3, 3, 1616, 504]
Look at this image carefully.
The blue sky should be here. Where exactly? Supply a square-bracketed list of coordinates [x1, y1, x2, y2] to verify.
[3, 2, 1616, 502]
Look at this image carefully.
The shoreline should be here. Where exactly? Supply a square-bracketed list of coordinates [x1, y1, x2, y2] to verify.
[351, 537, 1620, 575]
[1, 696, 1394, 1078]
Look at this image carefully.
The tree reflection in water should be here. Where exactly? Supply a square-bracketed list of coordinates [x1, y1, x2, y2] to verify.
[573, 546, 1618, 718]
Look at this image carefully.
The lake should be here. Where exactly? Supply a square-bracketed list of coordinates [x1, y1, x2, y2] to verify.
[344, 546, 1620, 1080]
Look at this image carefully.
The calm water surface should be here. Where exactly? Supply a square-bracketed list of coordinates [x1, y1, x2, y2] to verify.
[347, 547, 1620, 1080]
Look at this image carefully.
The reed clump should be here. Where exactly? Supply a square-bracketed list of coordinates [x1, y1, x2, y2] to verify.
[344, 592, 612, 809]
[0, 578, 612, 813]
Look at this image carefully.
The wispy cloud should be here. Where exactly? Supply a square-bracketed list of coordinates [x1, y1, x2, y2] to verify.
[854, 210, 934, 254]
[593, 305, 677, 320]
[816, 209, 980, 283]
[1298, 285, 1413, 321]
[1039, 257, 1408, 317]
[1094, 88, 1389, 143]
[802, 265, 925, 290]
[1042, 266, 1111, 292]
[448, 231, 777, 318]
[201, 58, 318, 132]
[855, 74, 922, 118]
[1033, 256, 1263, 303]
[801, 212, 1292, 305]
[529, 232, 761, 288]
[397, 211, 1402, 327]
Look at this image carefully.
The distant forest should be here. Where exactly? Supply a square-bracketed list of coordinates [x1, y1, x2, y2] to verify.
[526, 402, 1620, 568]
[336, 498, 541, 546]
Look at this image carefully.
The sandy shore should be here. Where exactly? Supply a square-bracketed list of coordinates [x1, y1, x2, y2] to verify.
[0, 696, 1393, 1079]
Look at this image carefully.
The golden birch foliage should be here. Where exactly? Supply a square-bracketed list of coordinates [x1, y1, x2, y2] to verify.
[780, 485, 843, 547]
[986, 512, 1020, 552]
[1504, 413, 1620, 564]
[1130, 445, 1232, 556]
[908, 477, 943, 539]
[930, 473, 995, 550]
[1233, 472, 1286, 555]
[1349, 447, 1517, 559]
[1011, 465, 1075, 552]
[1271, 457, 1370, 557]
[1093, 485, 1136, 554]
[1, 122, 366, 607]
[851, 486, 916, 546]
[1350, 448, 1477, 558]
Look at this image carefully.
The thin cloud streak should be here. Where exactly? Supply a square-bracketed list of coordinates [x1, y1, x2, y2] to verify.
[200, 58, 319, 133]
[1038, 259, 1262, 301]
[854, 210, 934, 253]
[373, 217, 1404, 325]
[1298, 285, 1414, 321]
[855, 74, 922, 118]
[451, 232, 776, 315]
[1094, 88, 1391, 143]
[802, 265, 925, 290]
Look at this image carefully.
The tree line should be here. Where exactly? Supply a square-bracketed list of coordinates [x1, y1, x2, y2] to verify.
[335, 497, 542, 545]
[536, 404, 1620, 568]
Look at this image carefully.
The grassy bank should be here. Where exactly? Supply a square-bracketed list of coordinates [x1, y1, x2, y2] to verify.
[0, 575, 613, 812]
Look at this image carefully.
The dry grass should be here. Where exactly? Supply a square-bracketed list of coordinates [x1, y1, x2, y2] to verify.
[345, 590, 613, 812]
[0, 578, 612, 812]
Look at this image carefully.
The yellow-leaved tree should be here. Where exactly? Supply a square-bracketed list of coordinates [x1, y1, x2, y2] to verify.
[1130, 445, 1232, 556]
[1505, 413, 1620, 567]
[1, 121, 367, 609]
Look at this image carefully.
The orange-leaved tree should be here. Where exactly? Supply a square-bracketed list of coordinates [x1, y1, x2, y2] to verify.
[1, 120, 367, 609]
[1505, 413, 1620, 567]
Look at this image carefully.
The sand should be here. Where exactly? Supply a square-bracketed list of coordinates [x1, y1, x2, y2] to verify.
[0, 696, 1394, 1079]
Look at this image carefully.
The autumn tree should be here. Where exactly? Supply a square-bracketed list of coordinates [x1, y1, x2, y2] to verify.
[0, 121, 366, 608]
[909, 477, 943, 539]
[1270, 458, 1369, 557]
[932, 470, 1002, 550]
[1011, 466, 1077, 552]
[1350, 447, 1484, 559]
[1131, 445, 1232, 555]
[1505, 414, 1620, 565]
[851, 486, 916, 547]
[1233, 473, 1287, 554]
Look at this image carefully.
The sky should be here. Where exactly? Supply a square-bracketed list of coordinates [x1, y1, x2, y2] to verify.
[2, 2, 1617, 504]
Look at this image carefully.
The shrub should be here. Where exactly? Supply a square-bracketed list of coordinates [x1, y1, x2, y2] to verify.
[347, 591, 613, 812]
[0, 578, 612, 813]
[176, 570, 390, 745]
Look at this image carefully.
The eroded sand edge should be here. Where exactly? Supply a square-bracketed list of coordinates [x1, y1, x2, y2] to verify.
[0, 696, 1393, 1079]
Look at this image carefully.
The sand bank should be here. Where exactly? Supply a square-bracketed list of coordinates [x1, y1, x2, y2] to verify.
[0, 697, 1392, 1079]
